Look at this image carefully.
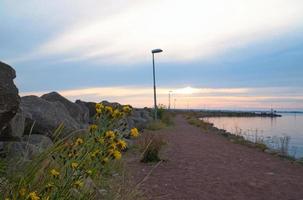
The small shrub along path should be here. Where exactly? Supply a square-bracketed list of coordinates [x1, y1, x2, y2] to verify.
[128, 115, 303, 200]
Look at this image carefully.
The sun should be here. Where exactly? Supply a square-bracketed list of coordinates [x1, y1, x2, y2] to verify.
[176, 86, 199, 95]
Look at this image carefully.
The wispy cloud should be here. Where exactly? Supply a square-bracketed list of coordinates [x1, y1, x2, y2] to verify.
[8, 0, 303, 64]
[20, 86, 303, 110]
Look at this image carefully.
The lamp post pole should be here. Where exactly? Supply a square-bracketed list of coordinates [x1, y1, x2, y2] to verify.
[152, 53, 157, 120]
[168, 90, 172, 109]
[151, 49, 163, 120]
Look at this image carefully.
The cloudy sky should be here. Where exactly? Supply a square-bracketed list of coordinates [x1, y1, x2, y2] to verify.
[1, 0, 303, 110]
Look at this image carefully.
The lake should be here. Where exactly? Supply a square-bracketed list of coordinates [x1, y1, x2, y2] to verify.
[202, 113, 303, 158]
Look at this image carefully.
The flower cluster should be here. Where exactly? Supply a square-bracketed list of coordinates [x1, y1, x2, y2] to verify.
[5, 103, 140, 200]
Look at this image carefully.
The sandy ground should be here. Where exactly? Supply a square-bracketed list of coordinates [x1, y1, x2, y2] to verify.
[128, 115, 303, 200]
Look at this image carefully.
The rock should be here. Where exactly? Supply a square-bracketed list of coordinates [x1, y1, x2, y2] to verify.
[75, 100, 96, 119]
[101, 100, 122, 109]
[1, 108, 25, 139]
[22, 134, 53, 150]
[140, 109, 153, 121]
[127, 109, 152, 130]
[0, 138, 54, 173]
[0, 61, 20, 134]
[0, 141, 40, 160]
[21, 95, 80, 138]
[41, 92, 89, 127]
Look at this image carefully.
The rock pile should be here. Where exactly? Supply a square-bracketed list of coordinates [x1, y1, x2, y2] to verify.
[0, 61, 152, 160]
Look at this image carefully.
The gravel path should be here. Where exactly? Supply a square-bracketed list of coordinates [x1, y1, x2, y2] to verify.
[129, 115, 303, 200]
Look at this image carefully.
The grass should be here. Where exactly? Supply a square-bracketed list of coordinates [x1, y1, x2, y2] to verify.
[146, 120, 167, 131]
[96, 159, 143, 200]
[136, 132, 166, 163]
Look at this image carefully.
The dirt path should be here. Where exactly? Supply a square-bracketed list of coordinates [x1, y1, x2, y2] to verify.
[128, 115, 303, 200]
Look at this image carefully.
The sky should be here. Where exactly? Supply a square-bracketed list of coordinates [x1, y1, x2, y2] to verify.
[1, 0, 303, 110]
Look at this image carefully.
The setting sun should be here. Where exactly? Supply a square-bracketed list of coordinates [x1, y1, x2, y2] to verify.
[175, 86, 200, 95]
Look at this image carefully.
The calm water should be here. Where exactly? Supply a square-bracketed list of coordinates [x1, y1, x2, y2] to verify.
[203, 113, 303, 158]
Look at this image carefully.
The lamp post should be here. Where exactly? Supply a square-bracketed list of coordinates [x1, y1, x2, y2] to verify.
[151, 48, 163, 120]
[168, 90, 173, 109]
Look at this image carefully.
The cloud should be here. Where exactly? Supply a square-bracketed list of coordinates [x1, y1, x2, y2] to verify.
[20, 86, 303, 110]
[8, 0, 303, 64]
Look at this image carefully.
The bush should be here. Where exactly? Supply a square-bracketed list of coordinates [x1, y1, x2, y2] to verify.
[136, 132, 165, 163]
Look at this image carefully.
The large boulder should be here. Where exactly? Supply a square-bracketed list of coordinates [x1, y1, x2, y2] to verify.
[22, 134, 53, 150]
[21, 95, 81, 138]
[127, 108, 152, 130]
[0, 141, 38, 160]
[41, 92, 89, 127]
[1, 108, 25, 139]
[75, 100, 96, 119]
[0, 61, 20, 134]
[0, 135, 52, 160]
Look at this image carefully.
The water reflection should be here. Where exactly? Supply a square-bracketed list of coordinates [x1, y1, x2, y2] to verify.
[203, 113, 303, 158]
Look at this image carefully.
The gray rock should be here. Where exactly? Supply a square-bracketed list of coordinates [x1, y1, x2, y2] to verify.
[41, 92, 89, 127]
[127, 116, 149, 130]
[21, 95, 80, 138]
[126, 109, 152, 130]
[8, 108, 25, 138]
[0, 61, 20, 135]
[22, 134, 53, 150]
[0, 141, 40, 160]
[140, 109, 153, 121]
[75, 100, 96, 118]
[101, 100, 123, 109]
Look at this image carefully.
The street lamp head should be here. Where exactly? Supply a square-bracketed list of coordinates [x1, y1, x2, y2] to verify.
[152, 49, 163, 54]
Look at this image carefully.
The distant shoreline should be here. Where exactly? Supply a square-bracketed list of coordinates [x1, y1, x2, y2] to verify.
[178, 110, 282, 118]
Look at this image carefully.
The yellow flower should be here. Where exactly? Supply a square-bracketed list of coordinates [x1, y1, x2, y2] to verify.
[75, 138, 84, 146]
[28, 191, 40, 200]
[50, 169, 60, 178]
[19, 188, 26, 197]
[105, 106, 113, 114]
[105, 130, 115, 140]
[71, 162, 79, 170]
[96, 108, 102, 114]
[89, 124, 98, 133]
[86, 169, 93, 175]
[102, 157, 109, 164]
[45, 182, 54, 191]
[117, 140, 127, 150]
[74, 180, 84, 188]
[90, 150, 100, 158]
[95, 103, 104, 110]
[113, 150, 122, 160]
[122, 105, 132, 113]
[109, 143, 116, 150]
[98, 137, 105, 144]
[107, 149, 114, 156]
[130, 128, 139, 138]
[112, 109, 122, 118]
